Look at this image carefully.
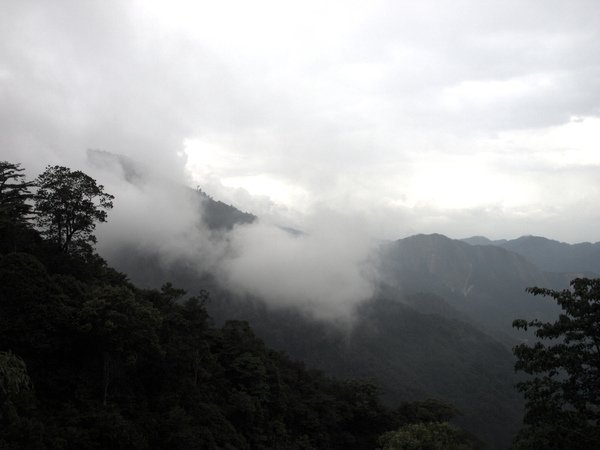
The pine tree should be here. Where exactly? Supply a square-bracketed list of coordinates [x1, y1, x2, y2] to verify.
[0, 161, 35, 225]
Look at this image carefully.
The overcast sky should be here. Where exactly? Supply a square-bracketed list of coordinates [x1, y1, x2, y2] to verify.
[2, 0, 600, 243]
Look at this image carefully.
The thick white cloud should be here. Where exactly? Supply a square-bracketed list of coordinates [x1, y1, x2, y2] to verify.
[219, 214, 377, 321]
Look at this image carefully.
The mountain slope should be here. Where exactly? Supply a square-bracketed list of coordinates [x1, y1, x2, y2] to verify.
[379, 234, 561, 340]
[202, 289, 522, 450]
[463, 235, 600, 275]
[196, 189, 256, 230]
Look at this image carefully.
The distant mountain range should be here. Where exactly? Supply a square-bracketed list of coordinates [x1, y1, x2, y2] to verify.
[379, 233, 564, 342]
[462, 235, 600, 275]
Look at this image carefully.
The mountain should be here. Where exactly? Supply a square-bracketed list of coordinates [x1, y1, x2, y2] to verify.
[88, 148, 257, 232]
[462, 236, 506, 246]
[196, 189, 256, 230]
[379, 234, 561, 341]
[463, 235, 600, 275]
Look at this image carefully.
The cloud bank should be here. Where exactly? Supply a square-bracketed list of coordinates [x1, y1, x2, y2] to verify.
[220, 212, 377, 320]
[87, 152, 377, 320]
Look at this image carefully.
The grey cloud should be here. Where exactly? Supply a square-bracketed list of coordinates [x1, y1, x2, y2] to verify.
[0, 0, 258, 177]
[355, 0, 600, 131]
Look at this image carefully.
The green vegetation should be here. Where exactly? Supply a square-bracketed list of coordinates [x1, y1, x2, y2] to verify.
[0, 161, 479, 449]
[512, 279, 600, 449]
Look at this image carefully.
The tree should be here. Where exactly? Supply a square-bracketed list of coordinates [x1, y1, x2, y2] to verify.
[0, 351, 44, 450]
[512, 278, 600, 449]
[76, 285, 161, 406]
[0, 161, 34, 224]
[35, 165, 114, 253]
[0, 351, 31, 409]
[395, 399, 461, 425]
[377, 422, 476, 450]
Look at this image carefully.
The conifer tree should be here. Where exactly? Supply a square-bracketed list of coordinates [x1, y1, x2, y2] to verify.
[0, 161, 34, 224]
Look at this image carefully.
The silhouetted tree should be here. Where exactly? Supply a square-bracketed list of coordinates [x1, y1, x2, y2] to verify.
[512, 278, 600, 449]
[0, 351, 31, 409]
[35, 165, 114, 253]
[76, 285, 161, 406]
[0, 161, 34, 224]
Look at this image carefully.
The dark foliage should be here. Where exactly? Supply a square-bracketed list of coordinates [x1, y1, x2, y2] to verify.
[378, 421, 483, 450]
[35, 165, 114, 254]
[0, 161, 35, 225]
[201, 289, 521, 449]
[512, 279, 600, 449]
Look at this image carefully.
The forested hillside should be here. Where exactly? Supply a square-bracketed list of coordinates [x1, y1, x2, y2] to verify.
[209, 292, 523, 449]
[0, 163, 484, 449]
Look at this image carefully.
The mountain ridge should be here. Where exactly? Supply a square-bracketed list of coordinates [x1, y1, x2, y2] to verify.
[462, 234, 600, 274]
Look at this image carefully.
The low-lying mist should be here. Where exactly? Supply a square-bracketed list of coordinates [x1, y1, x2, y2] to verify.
[92, 151, 379, 321]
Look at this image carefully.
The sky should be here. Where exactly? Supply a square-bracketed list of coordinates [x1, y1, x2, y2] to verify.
[2, 0, 600, 243]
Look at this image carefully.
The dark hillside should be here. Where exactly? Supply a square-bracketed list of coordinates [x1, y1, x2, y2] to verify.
[196, 188, 256, 230]
[200, 289, 522, 450]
